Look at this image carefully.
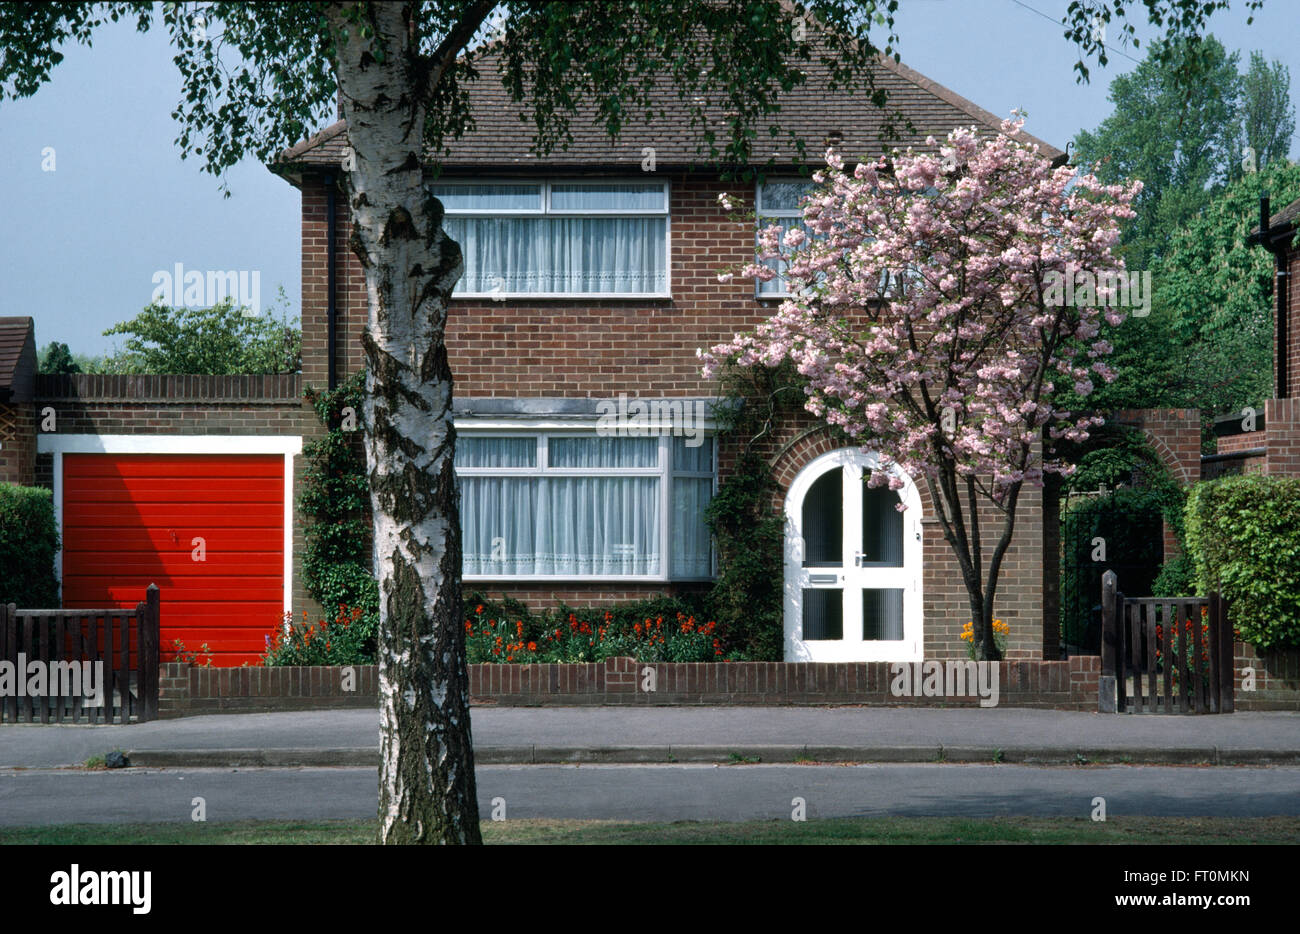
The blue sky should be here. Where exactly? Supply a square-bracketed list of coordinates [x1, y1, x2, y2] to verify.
[0, 0, 1295, 357]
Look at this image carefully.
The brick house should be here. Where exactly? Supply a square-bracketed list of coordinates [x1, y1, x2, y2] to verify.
[6, 52, 1099, 666]
[273, 51, 1067, 665]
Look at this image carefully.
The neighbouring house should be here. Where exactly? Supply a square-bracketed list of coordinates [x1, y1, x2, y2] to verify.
[5, 47, 1214, 667]
[1207, 193, 1300, 477]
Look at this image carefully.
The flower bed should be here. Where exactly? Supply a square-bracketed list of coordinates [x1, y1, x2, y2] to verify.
[466, 605, 726, 663]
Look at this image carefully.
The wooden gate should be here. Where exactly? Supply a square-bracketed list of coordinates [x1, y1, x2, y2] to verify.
[0, 584, 159, 724]
[1100, 571, 1234, 714]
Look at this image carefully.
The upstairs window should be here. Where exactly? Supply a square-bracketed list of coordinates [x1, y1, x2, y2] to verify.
[756, 179, 816, 297]
[430, 180, 670, 298]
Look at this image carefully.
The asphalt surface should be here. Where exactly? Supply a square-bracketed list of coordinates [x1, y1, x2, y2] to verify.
[4, 707, 1299, 768]
[2, 763, 1299, 825]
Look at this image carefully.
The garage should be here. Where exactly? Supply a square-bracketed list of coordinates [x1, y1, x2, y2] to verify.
[58, 448, 293, 667]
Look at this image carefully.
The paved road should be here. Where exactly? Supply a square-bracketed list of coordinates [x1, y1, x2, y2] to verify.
[2, 764, 1298, 826]
[5, 708, 1299, 768]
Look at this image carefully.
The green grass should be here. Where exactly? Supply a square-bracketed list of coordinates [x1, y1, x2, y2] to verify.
[3, 816, 1299, 845]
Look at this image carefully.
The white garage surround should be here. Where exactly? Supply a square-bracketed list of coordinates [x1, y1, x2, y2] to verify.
[37, 434, 303, 613]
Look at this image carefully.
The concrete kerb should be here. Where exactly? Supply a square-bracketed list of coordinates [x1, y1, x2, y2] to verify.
[123, 744, 1300, 768]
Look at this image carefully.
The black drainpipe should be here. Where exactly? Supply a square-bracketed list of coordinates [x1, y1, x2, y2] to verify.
[325, 171, 338, 392]
[1250, 194, 1293, 399]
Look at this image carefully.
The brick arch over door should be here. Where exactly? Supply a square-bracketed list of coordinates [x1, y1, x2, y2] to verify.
[770, 425, 938, 518]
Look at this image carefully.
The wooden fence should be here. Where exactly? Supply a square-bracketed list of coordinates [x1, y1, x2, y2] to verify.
[1100, 571, 1234, 714]
[1, 585, 159, 724]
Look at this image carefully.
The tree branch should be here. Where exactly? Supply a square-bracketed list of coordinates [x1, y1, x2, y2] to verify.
[420, 0, 499, 103]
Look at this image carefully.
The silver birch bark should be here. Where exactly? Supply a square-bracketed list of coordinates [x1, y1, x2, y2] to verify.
[329, 1, 480, 845]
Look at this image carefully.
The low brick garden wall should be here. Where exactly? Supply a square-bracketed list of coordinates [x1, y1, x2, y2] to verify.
[1235, 641, 1300, 711]
[158, 655, 1102, 717]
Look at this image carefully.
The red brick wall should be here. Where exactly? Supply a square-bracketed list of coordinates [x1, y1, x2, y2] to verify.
[1216, 428, 1266, 454]
[1234, 641, 1300, 711]
[157, 654, 1102, 715]
[306, 172, 782, 396]
[0, 403, 35, 485]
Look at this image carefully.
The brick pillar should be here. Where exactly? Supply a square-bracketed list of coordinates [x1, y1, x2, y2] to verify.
[1264, 397, 1300, 476]
[1114, 407, 1201, 560]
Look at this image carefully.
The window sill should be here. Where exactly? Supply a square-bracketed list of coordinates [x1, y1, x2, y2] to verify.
[463, 575, 714, 584]
[451, 293, 673, 302]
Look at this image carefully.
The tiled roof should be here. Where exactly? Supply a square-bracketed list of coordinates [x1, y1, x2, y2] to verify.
[1268, 196, 1300, 232]
[277, 49, 1060, 173]
[0, 317, 36, 404]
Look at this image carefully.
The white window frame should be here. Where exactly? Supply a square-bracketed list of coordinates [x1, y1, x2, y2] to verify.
[432, 178, 672, 299]
[755, 177, 816, 299]
[455, 428, 716, 583]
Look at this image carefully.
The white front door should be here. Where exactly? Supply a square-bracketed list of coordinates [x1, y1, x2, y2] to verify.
[784, 448, 923, 662]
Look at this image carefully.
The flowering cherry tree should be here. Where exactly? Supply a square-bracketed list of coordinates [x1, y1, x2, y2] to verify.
[703, 116, 1142, 660]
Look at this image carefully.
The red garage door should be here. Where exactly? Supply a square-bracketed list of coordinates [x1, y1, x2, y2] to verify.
[61, 454, 285, 667]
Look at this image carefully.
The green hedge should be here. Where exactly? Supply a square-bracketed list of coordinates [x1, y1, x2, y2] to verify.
[0, 483, 60, 607]
[1186, 475, 1300, 650]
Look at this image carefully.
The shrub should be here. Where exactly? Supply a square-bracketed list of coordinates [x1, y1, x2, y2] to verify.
[298, 371, 379, 659]
[0, 483, 60, 607]
[1151, 551, 1197, 597]
[464, 592, 728, 663]
[1186, 475, 1300, 650]
[261, 605, 378, 666]
[703, 449, 784, 660]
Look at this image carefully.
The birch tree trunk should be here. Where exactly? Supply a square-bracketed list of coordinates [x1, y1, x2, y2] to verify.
[330, 2, 481, 845]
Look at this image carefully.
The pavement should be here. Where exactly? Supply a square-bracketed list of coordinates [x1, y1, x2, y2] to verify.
[2, 706, 1299, 769]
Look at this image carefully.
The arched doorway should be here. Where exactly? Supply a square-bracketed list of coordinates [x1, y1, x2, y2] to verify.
[783, 448, 923, 661]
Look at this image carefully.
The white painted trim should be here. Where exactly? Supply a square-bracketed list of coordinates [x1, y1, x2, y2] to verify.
[39, 434, 303, 455]
[454, 417, 721, 432]
[783, 448, 924, 663]
[454, 292, 672, 300]
[42, 434, 302, 616]
[282, 452, 295, 616]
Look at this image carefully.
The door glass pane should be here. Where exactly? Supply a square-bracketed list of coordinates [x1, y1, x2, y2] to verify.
[863, 589, 904, 640]
[803, 588, 843, 640]
[862, 484, 904, 566]
[802, 469, 842, 567]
